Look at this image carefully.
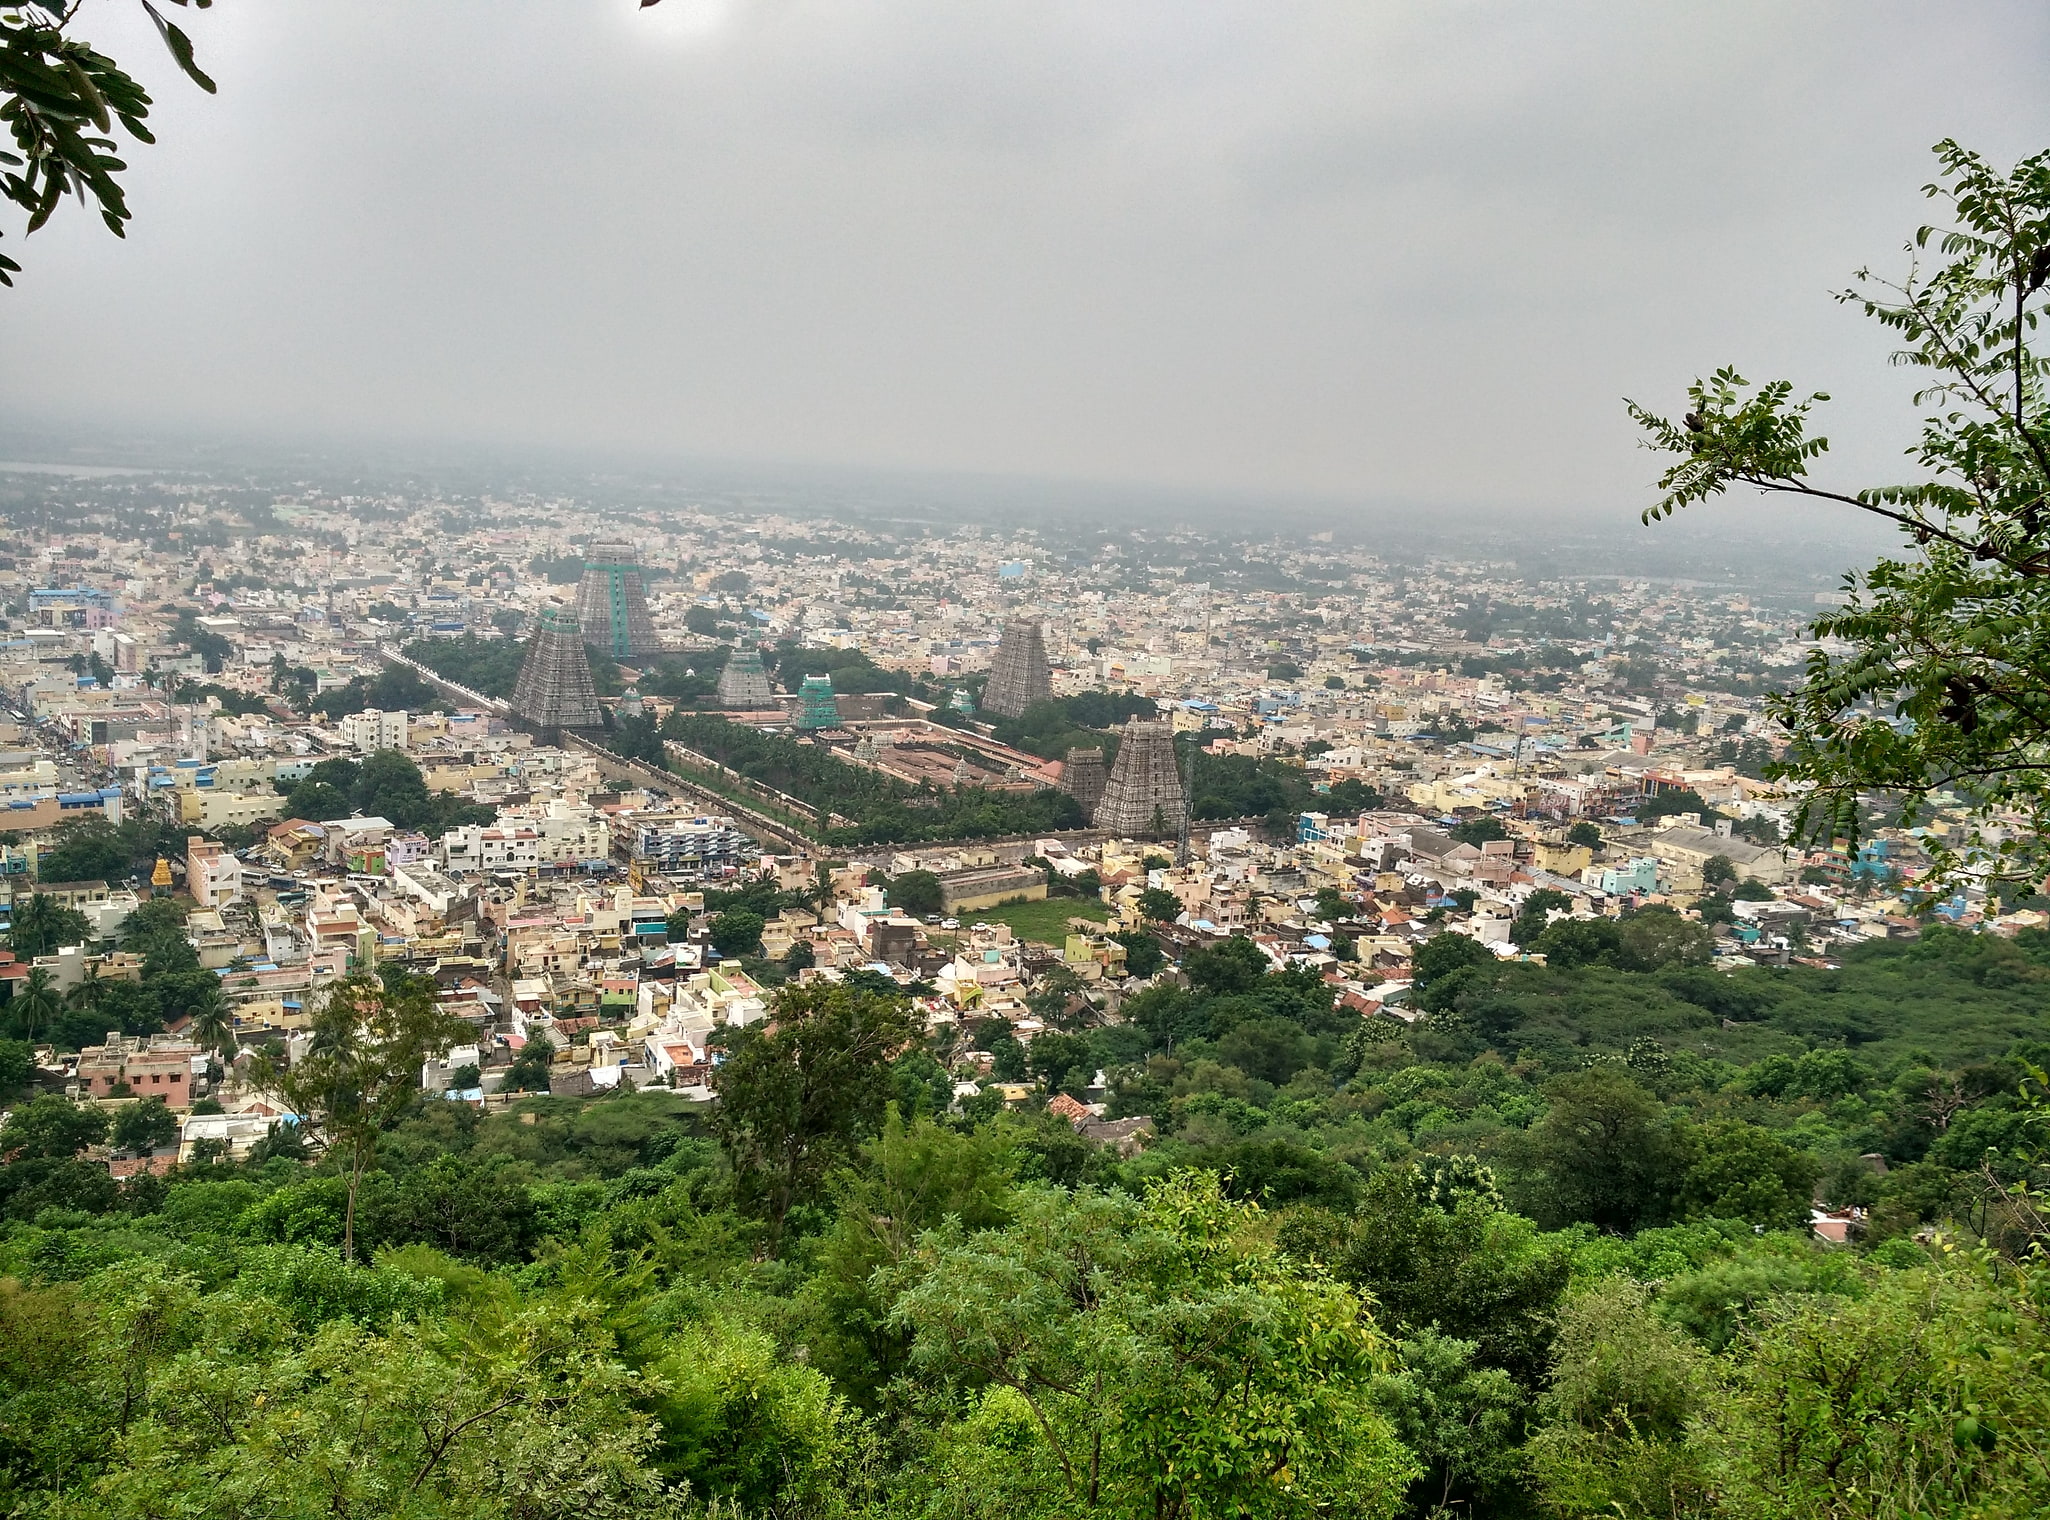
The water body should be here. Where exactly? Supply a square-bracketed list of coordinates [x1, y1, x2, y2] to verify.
[0, 461, 155, 477]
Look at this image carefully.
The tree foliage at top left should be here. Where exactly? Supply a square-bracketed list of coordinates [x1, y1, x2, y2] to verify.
[0, 0, 217, 286]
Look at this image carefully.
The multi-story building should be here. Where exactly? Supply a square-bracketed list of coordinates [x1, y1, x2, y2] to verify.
[609, 811, 757, 881]
[176, 787, 284, 832]
[443, 824, 543, 873]
[76, 1032, 203, 1107]
[186, 836, 244, 908]
[339, 708, 409, 752]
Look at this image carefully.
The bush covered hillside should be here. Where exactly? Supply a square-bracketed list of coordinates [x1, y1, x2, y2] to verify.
[3, 941, 2050, 1520]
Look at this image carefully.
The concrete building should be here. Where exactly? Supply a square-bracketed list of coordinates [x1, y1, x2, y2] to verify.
[185, 836, 243, 908]
[937, 863, 1047, 914]
[339, 708, 409, 752]
[610, 811, 757, 880]
[76, 1032, 203, 1108]
[1647, 822, 1790, 887]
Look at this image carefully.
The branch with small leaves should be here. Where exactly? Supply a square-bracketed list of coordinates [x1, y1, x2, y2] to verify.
[1632, 141, 2050, 889]
[0, 0, 217, 286]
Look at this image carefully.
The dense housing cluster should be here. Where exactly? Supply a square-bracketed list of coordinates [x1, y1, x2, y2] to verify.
[0, 465, 2045, 1518]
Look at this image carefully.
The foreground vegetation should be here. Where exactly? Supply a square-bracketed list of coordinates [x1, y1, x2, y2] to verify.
[3, 925, 2049, 1518]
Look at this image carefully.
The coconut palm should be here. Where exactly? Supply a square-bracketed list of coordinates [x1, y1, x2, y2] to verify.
[10, 893, 91, 959]
[188, 985, 238, 1061]
[65, 959, 106, 1019]
[12, 966, 60, 1044]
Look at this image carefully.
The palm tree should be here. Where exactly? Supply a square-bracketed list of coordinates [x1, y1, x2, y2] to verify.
[188, 986, 238, 1061]
[66, 960, 106, 1020]
[12, 966, 60, 1044]
[8, 893, 51, 959]
[803, 859, 836, 916]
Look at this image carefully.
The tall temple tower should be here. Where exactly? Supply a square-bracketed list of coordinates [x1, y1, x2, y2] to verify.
[1092, 720, 1187, 836]
[1060, 746, 1108, 818]
[795, 674, 841, 731]
[982, 619, 1051, 718]
[511, 604, 605, 736]
[717, 645, 778, 709]
[575, 541, 662, 660]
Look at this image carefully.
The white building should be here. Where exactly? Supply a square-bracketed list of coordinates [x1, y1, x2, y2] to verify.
[339, 708, 409, 753]
[442, 824, 542, 873]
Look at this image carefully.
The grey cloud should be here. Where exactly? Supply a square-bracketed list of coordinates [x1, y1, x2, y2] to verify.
[1, 0, 2045, 520]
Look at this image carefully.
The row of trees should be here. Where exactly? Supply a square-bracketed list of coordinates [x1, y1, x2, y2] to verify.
[663, 712, 1087, 845]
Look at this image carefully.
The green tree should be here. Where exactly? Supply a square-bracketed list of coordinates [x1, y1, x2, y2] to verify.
[110, 1095, 178, 1155]
[33, 817, 131, 883]
[1510, 887, 1572, 948]
[1026, 1030, 1092, 1094]
[987, 1033, 1027, 1082]
[1566, 820, 1603, 850]
[1700, 1256, 2050, 1517]
[84, 1298, 667, 1519]
[1617, 905, 1715, 970]
[1632, 142, 2050, 887]
[380, 1156, 538, 1264]
[1700, 853, 1738, 887]
[1370, 1331, 1527, 1517]
[249, 974, 466, 1260]
[1109, 929, 1165, 978]
[1181, 934, 1268, 994]
[0, 1035, 31, 1096]
[1412, 929, 1496, 986]
[1516, 1066, 1682, 1232]
[8, 893, 91, 958]
[808, 1107, 1017, 1402]
[895, 1173, 1417, 1520]
[1135, 886, 1182, 923]
[0, 1090, 107, 1157]
[9, 965, 61, 1043]
[1451, 815, 1509, 847]
[282, 779, 351, 822]
[707, 909, 765, 958]
[1531, 916, 1626, 970]
[649, 1318, 866, 1515]
[708, 982, 915, 1248]
[187, 984, 236, 1061]
[501, 1041, 555, 1092]
[1316, 1171, 1572, 1389]
[887, 869, 943, 918]
[1525, 1278, 1712, 1518]
[1674, 1119, 1821, 1230]
[0, 0, 219, 287]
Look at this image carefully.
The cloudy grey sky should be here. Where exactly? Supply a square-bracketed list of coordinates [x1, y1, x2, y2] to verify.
[3, 1, 2047, 519]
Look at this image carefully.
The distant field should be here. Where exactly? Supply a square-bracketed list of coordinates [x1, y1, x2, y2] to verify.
[961, 895, 1112, 943]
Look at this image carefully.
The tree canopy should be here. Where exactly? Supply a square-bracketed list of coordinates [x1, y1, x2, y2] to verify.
[1634, 141, 2050, 886]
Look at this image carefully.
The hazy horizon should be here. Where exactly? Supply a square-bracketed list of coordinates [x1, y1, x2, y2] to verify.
[4, 2, 2047, 528]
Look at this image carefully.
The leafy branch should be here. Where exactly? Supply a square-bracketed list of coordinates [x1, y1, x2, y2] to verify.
[0, 0, 217, 286]
[1631, 141, 2050, 888]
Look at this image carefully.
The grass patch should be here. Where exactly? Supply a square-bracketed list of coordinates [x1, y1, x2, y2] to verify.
[961, 895, 1112, 944]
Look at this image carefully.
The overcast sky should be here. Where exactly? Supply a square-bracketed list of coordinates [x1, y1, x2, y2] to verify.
[3, 1, 2047, 520]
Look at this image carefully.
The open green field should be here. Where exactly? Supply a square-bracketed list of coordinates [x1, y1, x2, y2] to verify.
[960, 895, 1111, 944]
